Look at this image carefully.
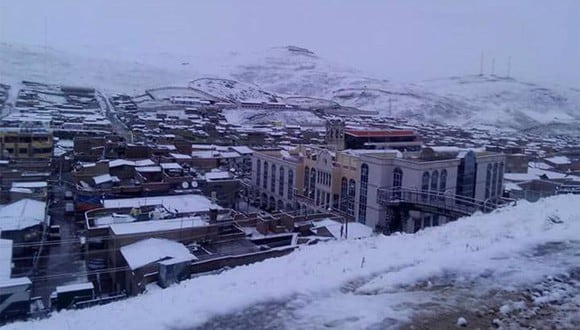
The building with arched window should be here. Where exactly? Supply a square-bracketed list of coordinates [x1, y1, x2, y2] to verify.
[250, 141, 505, 234]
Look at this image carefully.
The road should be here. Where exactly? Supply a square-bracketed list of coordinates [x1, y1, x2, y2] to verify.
[96, 90, 132, 141]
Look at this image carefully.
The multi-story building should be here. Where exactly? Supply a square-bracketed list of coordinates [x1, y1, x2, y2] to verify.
[0, 126, 53, 160]
[250, 120, 506, 234]
[250, 147, 301, 212]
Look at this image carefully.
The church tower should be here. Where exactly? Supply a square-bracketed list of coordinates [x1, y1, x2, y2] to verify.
[325, 118, 345, 151]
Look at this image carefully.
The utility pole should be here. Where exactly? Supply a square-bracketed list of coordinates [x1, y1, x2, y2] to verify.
[507, 56, 512, 78]
[491, 57, 495, 75]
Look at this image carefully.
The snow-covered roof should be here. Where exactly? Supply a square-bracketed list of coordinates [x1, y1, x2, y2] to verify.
[93, 174, 113, 185]
[0, 239, 13, 279]
[103, 194, 217, 213]
[111, 217, 207, 236]
[204, 171, 232, 181]
[169, 153, 192, 160]
[312, 219, 373, 240]
[0, 276, 32, 288]
[545, 156, 571, 165]
[230, 146, 253, 155]
[11, 181, 47, 189]
[135, 159, 156, 167]
[94, 214, 136, 227]
[109, 159, 135, 168]
[160, 163, 183, 170]
[56, 282, 94, 293]
[120, 238, 196, 270]
[136, 166, 162, 173]
[0, 199, 46, 231]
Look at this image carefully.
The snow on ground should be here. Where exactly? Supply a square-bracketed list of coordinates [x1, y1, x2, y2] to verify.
[0, 43, 194, 94]
[189, 78, 278, 103]
[7, 195, 580, 330]
[223, 108, 323, 126]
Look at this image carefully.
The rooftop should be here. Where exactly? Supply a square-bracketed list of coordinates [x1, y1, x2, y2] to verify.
[0, 199, 46, 231]
[110, 216, 207, 236]
[345, 129, 415, 138]
[120, 238, 196, 270]
[103, 194, 217, 213]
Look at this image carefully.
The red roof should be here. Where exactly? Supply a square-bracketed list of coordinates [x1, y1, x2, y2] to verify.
[344, 129, 415, 138]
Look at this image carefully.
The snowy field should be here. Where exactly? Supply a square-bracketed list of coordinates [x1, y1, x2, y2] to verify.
[7, 195, 580, 330]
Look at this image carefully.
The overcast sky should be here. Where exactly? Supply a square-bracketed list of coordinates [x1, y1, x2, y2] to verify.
[1, 0, 579, 86]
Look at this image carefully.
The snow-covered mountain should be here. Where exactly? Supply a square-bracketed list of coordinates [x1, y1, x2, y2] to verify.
[2, 43, 579, 134]
[219, 46, 580, 133]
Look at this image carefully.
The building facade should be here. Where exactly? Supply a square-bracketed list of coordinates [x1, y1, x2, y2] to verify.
[249, 121, 506, 234]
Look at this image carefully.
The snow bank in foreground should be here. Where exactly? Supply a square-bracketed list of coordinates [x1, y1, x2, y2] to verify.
[7, 195, 580, 330]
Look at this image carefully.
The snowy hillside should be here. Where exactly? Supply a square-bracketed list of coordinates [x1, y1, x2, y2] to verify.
[224, 46, 580, 132]
[0, 43, 195, 93]
[2, 43, 579, 133]
[8, 195, 580, 330]
[189, 78, 278, 103]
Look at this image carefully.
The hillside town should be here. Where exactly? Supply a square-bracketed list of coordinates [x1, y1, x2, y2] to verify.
[0, 77, 578, 324]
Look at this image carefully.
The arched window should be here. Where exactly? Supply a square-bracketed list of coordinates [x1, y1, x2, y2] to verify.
[340, 177, 348, 212]
[309, 168, 316, 198]
[348, 179, 356, 216]
[358, 164, 369, 224]
[431, 170, 439, 202]
[277, 199, 284, 211]
[497, 163, 504, 196]
[491, 163, 498, 198]
[439, 169, 447, 193]
[271, 164, 276, 193]
[485, 164, 492, 199]
[256, 159, 261, 187]
[303, 166, 310, 196]
[421, 171, 430, 201]
[263, 161, 268, 189]
[288, 169, 294, 199]
[278, 167, 285, 197]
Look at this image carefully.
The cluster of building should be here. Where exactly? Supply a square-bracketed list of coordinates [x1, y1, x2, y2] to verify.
[0, 78, 578, 324]
[1, 82, 112, 139]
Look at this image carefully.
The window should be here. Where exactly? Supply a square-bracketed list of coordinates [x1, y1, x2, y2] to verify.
[271, 164, 276, 193]
[340, 177, 348, 212]
[309, 168, 316, 199]
[358, 164, 369, 224]
[287, 169, 294, 199]
[491, 163, 498, 198]
[430, 170, 439, 202]
[439, 169, 447, 193]
[304, 166, 310, 196]
[316, 189, 321, 206]
[263, 161, 268, 189]
[19, 148, 28, 154]
[433, 215, 440, 226]
[348, 179, 356, 216]
[497, 163, 504, 196]
[457, 151, 476, 199]
[256, 159, 261, 187]
[279, 167, 284, 197]
[421, 171, 430, 201]
[485, 164, 492, 199]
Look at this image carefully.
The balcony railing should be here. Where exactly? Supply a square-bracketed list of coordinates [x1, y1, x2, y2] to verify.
[377, 187, 511, 216]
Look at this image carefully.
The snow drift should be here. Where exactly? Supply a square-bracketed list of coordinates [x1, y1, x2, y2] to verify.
[6, 194, 580, 330]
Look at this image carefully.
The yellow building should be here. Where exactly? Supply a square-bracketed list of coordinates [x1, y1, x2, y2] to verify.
[0, 128, 53, 159]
